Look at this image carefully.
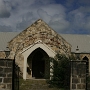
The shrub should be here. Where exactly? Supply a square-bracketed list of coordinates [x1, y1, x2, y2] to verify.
[48, 54, 71, 89]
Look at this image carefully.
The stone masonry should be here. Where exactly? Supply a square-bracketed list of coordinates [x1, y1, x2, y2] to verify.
[8, 19, 71, 58]
[7, 19, 71, 76]
[71, 60, 86, 90]
[0, 52, 6, 59]
[0, 59, 13, 90]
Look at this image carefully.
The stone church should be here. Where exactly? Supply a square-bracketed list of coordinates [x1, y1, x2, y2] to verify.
[0, 19, 90, 80]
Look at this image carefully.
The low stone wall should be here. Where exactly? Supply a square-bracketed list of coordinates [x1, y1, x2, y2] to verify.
[0, 59, 13, 90]
[0, 52, 6, 59]
[70, 60, 86, 90]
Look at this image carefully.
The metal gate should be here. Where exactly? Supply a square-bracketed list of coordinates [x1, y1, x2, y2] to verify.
[12, 59, 19, 90]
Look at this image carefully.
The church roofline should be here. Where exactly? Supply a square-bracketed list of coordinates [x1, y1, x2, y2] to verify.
[8, 19, 71, 48]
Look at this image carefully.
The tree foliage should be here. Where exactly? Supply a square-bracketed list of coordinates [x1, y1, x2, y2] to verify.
[48, 53, 71, 89]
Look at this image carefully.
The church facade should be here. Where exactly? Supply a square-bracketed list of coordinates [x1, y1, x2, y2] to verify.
[0, 19, 90, 79]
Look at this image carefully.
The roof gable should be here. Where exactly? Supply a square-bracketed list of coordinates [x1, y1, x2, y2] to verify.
[8, 19, 71, 55]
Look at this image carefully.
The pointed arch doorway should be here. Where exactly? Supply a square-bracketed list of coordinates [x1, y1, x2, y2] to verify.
[22, 42, 55, 80]
[83, 56, 89, 74]
[27, 48, 50, 79]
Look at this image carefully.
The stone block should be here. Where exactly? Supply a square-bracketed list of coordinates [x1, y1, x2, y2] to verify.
[81, 74, 86, 78]
[4, 78, 12, 83]
[7, 73, 12, 77]
[4, 68, 12, 73]
[77, 84, 81, 89]
[0, 67, 3, 72]
[72, 74, 77, 77]
[7, 62, 13, 67]
[77, 84, 85, 89]
[0, 74, 6, 77]
[72, 77, 80, 83]
[0, 61, 6, 66]
[81, 84, 85, 89]
[81, 78, 85, 83]
[7, 84, 12, 89]
[72, 84, 76, 89]
[0, 84, 6, 88]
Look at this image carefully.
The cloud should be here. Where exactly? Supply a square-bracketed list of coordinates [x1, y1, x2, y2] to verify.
[0, 0, 90, 34]
[0, 25, 12, 32]
[84, 16, 90, 31]
[65, 0, 76, 7]
[15, 2, 67, 32]
[16, 12, 38, 31]
[37, 9, 51, 23]
[67, 6, 90, 34]
[0, 0, 10, 18]
[79, 0, 90, 6]
[79, 6, 90, 13]
[36, 4, 68, 33]
[48, 14, 70, 33]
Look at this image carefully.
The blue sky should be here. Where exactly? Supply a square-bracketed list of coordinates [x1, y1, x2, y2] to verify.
[0, 0, 90, 34]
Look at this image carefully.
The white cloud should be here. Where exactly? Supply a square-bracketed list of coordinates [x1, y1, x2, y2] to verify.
[37, 9, 51, 23]
[12, 1, 67, 32]
[0, 0, 90, 34]
[67, 6, 90, 33]
[0, 0, 10, 18]
[49, 20, 70, 33]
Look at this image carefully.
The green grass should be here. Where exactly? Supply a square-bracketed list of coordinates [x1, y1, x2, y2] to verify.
[19, 79, 64, 90]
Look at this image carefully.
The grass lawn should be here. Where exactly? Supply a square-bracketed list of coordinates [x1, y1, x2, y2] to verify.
[19, 79, 64, 90]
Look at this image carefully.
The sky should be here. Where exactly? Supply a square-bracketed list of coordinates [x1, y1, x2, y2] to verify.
[0, 0, 90, 34]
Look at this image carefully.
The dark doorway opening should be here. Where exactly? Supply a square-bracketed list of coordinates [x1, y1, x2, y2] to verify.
[83, 56, 89, 74]
[32, 59, 45, 78]
[32, 48, 45, 78]
[27, 48, 50, 79]
[31, 48, 46, 79]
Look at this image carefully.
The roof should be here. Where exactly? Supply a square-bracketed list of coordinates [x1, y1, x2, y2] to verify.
[60, 34, 90, 53]
[0, 32, 19, 51]
[0, 32, 90, 53]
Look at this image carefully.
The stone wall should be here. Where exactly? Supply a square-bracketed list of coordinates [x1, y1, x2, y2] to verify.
[7, 19, 71, 78]
[8, 19, 71, 59]
[0, 52, 6, 59]
[0, 59, 13, 90]
[71, 60, 86, 90]
[80, 53, 90, 60]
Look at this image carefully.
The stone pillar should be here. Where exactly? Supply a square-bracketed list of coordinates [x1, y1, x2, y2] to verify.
[23, 57, 27, 80]
[70, 60, 86, 90]
[0, 59, 13, 90]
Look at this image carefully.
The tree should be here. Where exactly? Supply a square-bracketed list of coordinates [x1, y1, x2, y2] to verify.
[48, 53, 71, 89]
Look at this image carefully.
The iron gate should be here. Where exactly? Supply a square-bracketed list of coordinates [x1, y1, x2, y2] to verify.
[12, 59, 19, 90]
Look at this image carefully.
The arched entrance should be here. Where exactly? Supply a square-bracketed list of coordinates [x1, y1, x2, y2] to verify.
[83, 56, 89, 74]
[27, 48, 50, 79]
[22, 42, 55, 80]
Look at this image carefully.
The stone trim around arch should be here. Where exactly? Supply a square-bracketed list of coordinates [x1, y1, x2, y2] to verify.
[21, 40, 56, 79]
[21, 40, 56, 58]
[80, 54, 90, 73]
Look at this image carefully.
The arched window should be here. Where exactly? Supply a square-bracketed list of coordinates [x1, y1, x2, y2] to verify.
[83, 56, 89, 74]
